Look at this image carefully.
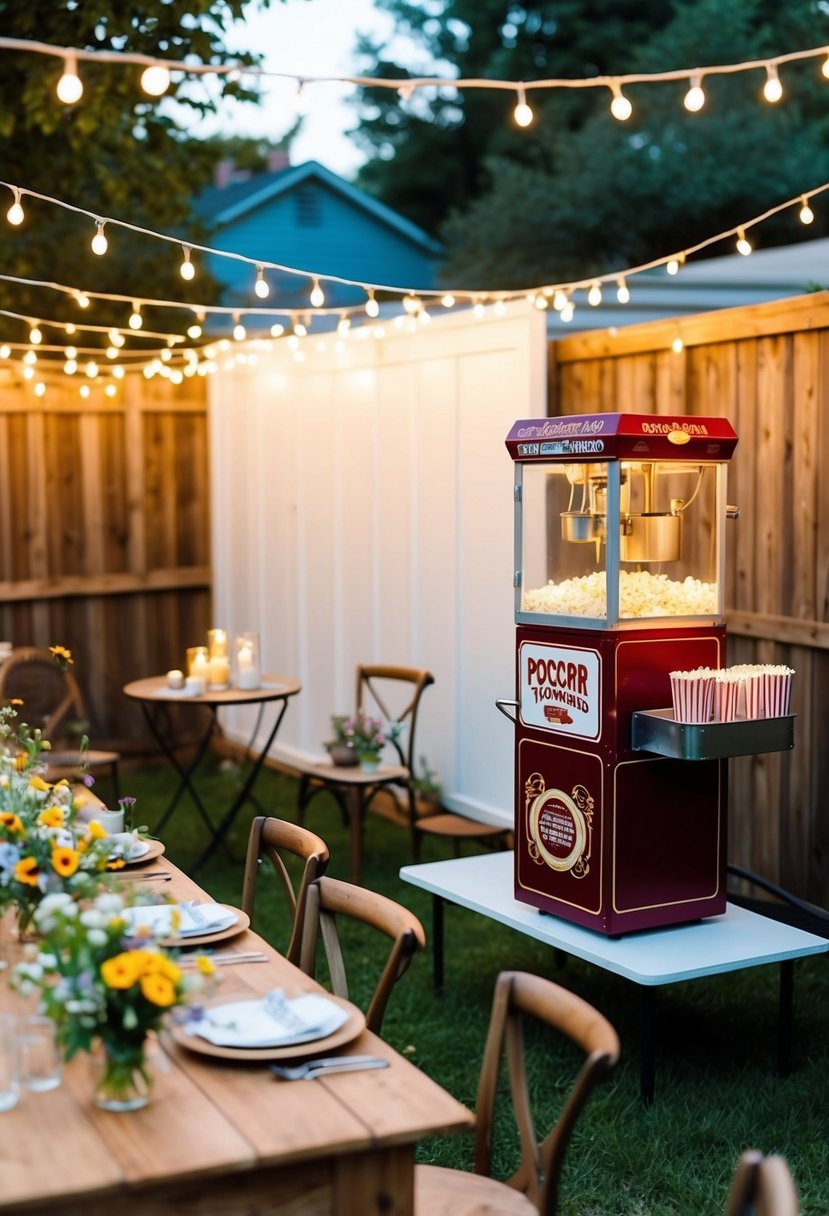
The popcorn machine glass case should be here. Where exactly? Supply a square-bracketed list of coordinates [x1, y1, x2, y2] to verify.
[504, 413, 739, 936]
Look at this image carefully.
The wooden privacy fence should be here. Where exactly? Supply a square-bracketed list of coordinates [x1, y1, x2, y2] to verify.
[0, 373, 211, 748]
[550, 291, 829, 905]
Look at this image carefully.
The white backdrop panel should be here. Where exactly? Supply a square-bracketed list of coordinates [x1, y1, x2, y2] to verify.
[209, 304, 547, 825]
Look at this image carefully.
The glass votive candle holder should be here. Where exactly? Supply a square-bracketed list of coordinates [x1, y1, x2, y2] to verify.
[235, 632, 261, 690]
[207, 628, 228, 660]
[186, 646, 208, 678]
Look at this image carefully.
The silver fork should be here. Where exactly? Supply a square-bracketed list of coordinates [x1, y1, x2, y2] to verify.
[270, 1055, 390, 1081]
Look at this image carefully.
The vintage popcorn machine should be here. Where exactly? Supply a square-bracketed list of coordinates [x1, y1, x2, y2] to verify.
[503, 412, 747, 935]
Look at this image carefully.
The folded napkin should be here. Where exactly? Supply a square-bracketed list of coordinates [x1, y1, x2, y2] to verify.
[121, 902, 237, 939]
[191, 991, 348, 1048]
[108, 832, 150, 861]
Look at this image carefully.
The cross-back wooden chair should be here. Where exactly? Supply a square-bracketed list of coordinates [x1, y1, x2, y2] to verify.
[241, 815, 329, 967]
[0, 647, 120, 801]
[299, 875, 426, 1034]
[414, 970, 620, 1216]
[296, 664, 435, 882]
[725, 1150, 799, 1216]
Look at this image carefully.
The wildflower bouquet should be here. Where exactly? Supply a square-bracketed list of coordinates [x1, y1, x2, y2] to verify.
[15, 890, 213, 1110]
[0, 701, 114, 933]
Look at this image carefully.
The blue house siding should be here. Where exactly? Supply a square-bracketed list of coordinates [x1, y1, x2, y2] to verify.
[197, 162, 441, 313]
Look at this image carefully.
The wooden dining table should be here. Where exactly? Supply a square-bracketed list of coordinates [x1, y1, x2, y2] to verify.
[0, 856, 472, 1215]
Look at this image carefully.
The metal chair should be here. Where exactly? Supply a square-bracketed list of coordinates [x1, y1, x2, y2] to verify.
[296, 664, 435, 882]
[299, 875, 426, 1034]
[725, 1149, 799, 1216]
[414, 970, 620, 1216]
[241, 815, 329, 966]
[0, 646, 120, 800]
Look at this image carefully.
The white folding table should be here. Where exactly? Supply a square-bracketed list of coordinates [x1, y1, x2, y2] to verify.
[400, 850, 828, 1102]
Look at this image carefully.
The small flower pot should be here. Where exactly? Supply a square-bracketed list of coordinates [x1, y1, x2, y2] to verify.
[328, 742, 359, 767]
[358, 754, 381, 773]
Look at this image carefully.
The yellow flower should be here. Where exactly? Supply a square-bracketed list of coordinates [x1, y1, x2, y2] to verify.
[0, 812, 23, 834]
[28, 775, 52, 793]
[194, 955, 215, 977]
[13, 857, 40, 887]
[38, 806, 65, 829]
[15, 752, 27, 772]
[49, 645, 73, 667]
[144, 954, 182, 983]
[139, 972, 177, 1007]
[106, 857, 125, 871]
[51, 846, 79, 878]
[87, 820, 107, 840]
[100, 951, 147, 989]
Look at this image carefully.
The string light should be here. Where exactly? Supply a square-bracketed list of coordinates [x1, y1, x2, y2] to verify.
[310, 277, 325, 308]
[441, 293, 455, 308]
[616, 277, 630, 304]
[513, 84, 534, 127]
[293, 317, 307, 337]
[799, 196, 814, 224]
[587, 282, 602, 306]
[28, 324, 42, 344]
[254, 265, 270, 299]
[270, 322, 284, 337]
[397, 80, 416, 103]
[736, 227, 753, 255]
[140, 64, 170, 97]
[56, 52, 83, 104]
[6, 187, 23, 226]
[365, 289, 379, 318]
[128, 303, 143, 329]
[672, 335, 685, 353]
[179, 245, 195, 280]
[337, 314, 351, 336]
[683, 72, 705, 112]
[232, 314, 246, 341]
[763, 63, 783, 103]
[74, 291, 90, 308]
[91, 220, 108, 256]
[609, 80, 632, 121]
[560, 300, 575, 322]
[187, 312, 204, 339]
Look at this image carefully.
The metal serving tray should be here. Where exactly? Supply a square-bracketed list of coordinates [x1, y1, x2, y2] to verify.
[630, 708, 795, 761]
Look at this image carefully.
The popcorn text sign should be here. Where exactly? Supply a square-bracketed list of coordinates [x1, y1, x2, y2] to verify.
[519, 641, 601, 739]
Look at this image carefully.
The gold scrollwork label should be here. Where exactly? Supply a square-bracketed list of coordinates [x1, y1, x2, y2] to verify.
[525, 774, 593, 878]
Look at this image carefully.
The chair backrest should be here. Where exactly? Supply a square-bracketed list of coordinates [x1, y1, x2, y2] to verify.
[0, 647, 86, 746]
[299, 875, 426, 1034]
[241, 816, 329, 966]
[355, 664, 435, 774]
[725, 1150, 799, 1216]
[474, 970, 620, 1215]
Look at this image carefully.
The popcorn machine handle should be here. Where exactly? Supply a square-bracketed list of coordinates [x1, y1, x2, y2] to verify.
[495, 698, 518, 723]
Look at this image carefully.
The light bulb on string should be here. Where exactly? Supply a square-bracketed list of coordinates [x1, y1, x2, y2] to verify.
[441, 293, 455, 308]
[270, 322, 284, 338]
[160, 347, 172, 363]
[254, 265, 270, 299]
[85, 361, 98, 378]
[65, 324, 76, 336]
[65, 346, 77, 360]
[28, 324, 42, 345]
[588, 282, 602, 307]
[294, 79, 309, 116]
[513, 84, 534, 128]
[310, 278, 325, 308]
[75, 291, 90, 308]
[0, 345, 9, 359]
[616, 277, 630, 304]
[666, 257, 681, 276]
[7, 187, 24, 227]
[105, 383, 117, 398]
[736, 227, 752, 255]
[233, 316, 247, 341]
[337, 313, 351, 336]
[609, 80, 632, 121]
[33, 381, 46, 398]
[187, 312, 204, 339]
[91, 220, 108, 256]
[365, 289, 379, 318]
[79, 384, 90, 399]
[552, 289, 568, 311]
[473, 300, 486, 319]
[56, 52, 83, 105]
[64, 358, 77, 375]
[128, 303, 143, 330]
[293, 317, 308, 337]
[763, 63, 783, 103]
[799, 196, 814, 224]
[683, 72, 705, 113]
[560, 301, 575, 323]
[23, 350, 36, 366]
[533, 294, 548, 310]
[672, 335, 685, 354]
[106, 346, 118, 361]
[180, 245, 195, 281]
[140, 64, 171, 97]
[112, 365, 125, 380]
[108, 328, 125, 347]
[494, 299, 506, 316]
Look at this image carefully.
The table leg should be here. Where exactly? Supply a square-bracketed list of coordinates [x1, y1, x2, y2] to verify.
[140, 702, 219, 840]
[433, 895, 444, 996]
[192, 698, 289, 873]
[639, 987, 657, 1106]
[777, 959, 794, 1076]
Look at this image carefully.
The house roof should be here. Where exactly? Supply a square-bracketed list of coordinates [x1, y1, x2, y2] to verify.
[195, 159, 443, 256]
[548, 235, 829, 336]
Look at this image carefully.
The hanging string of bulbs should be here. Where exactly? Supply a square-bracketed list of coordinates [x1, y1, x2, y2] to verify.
[2, 33, 829, 124]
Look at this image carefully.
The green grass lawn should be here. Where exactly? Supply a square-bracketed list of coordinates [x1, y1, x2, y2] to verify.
[123, 758, 829, 1216]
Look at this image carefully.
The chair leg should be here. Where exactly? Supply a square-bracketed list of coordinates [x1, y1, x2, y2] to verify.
[296, 774, 310, 826]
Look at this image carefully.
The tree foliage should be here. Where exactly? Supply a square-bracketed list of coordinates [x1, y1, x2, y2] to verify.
[350, 0, 829, 289]
[0, 0, 277, 335]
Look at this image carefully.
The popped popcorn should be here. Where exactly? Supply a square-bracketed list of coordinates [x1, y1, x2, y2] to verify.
[523, 570, 717, 618]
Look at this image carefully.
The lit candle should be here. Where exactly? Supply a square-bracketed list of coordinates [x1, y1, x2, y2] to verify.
[187, 646, 209, 677]
[209, 656, 230, 688]
[208, 628, 228, 659]
[235, 633, 260, 690]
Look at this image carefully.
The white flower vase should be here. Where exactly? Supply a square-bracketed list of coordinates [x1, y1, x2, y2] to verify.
[358, 753, 380, 774]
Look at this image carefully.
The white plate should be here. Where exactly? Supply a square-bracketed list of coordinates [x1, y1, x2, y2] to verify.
[122, 902, 239, 939]
[189, 992, 349, 1049]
